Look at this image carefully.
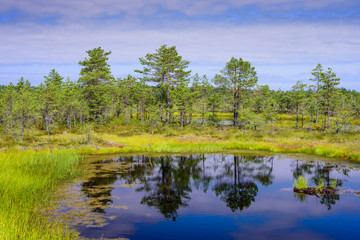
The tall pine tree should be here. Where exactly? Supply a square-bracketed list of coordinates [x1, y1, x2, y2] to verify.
[135, 45, 191, 123]
[78, 47, 114, 121]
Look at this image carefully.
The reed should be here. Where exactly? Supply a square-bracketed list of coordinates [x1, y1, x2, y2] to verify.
[0, 149, 80, 240]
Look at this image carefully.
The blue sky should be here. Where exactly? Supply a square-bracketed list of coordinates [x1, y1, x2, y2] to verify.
[0, 0, 359, 90]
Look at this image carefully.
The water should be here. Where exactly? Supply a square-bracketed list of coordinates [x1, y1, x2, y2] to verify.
[57, 154, 360, 240]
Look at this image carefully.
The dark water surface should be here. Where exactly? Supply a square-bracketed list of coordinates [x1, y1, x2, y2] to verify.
[58, 154, 360, 240]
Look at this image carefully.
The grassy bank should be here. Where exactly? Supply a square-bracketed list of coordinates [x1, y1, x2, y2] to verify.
[2, 121, 360, 162]
[2, 121, 352, 161]
[0, 149, 80, 240]
[0, 123, 359, 239]
[73, 131, 360, 162]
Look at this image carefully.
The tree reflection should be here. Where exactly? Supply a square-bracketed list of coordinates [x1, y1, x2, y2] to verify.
[252, 156, 275, 186]
[212, 156, 274, 212]
[137, 155, 202, 221]
[312, 162, 344, 210]
[213, 181, 258, 212]
[81, 156, 150, 213]
[81, 160, 119, 213]
[291, 160, 350, 210]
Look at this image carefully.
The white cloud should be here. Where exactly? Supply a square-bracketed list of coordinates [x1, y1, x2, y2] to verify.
[1, 22, 359, 65]
[1, 21, 359, 89]
[0, 0, 354, 19]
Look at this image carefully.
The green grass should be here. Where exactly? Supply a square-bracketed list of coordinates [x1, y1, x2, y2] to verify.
[317, 178, 325, 190]
[294, 176, 309, 189]
[3, 119, 356, 162]
[0, 113, 358, 239]
[330, 178, 338, 188]
[64, 131, 360, 162]
[0, 149, 80, 240]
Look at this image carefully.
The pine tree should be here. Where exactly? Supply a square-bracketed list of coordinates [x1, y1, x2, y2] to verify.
[292, 81, 307, 128]
[78, 47, 114, 121]
[310, 64, 324, 123]
[61, 78, 88, 129]
[0, 83, 17, 137]
[172, 78, 191, 127]
[321, 67, 340, 129]
[135, 45, 191, 123]
[38, 69, 63, 137]
[14, 77, 36, 141]
[215, 57, 258, 126]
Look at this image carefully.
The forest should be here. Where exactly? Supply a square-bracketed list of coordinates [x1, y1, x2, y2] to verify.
[1, 45, 359, 143]
[1, 45, 360, 240]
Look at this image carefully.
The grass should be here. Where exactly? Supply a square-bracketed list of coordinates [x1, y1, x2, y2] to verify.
[2, 118, 359, 162]
[294, 176, 309, 189]
[0, 149, 80, 240]
[317, 178, 325, 190]
[0, 113, 358, 238]
[71, 128, 360, 162]
[330, 178, 338, 188]
[294, 176, 340, 193]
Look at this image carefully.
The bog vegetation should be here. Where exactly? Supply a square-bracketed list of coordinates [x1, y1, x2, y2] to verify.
[0, 45, 359, 239]
[0, 45, 359, 144]
[0, 44, 358, 164]
[0, 149, 80, 239]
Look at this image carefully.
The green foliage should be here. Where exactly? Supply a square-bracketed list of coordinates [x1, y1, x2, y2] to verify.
[38, 69, 64, 137]
[0, 77, 37, 141]
[135, 44, 191, 124]
[292, 80, 307, 128]
[78, 47, 114, 121]
[215, 57, 258, 126]
[1, 46, 358, 137]
[317, 178, 325, 189]
[0, 46, 359, 239]
[294, 176, 309, 189]
[61, 78, 89, 129]
[135, 44, 191, 85]
[0, 149, 80, 239]
[330, 178, 338, 188]
[81, 123, 94, 144]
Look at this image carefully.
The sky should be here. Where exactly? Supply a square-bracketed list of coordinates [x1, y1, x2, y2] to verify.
[0, 0, 359, 90]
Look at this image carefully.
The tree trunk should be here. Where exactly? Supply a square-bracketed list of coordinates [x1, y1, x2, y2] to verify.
[166, 71, 171, 124]
[141, 105, 144, 122]
[301, 110, 304, 128]
[234, 156, 237, 187]
[327, 104, 330, 129]
[315, 86, 319, 123]
[180, 109, 184, 127]
[233, 92, 239, 126]
[124, 98, 129, 125]
[202, 97, 205, 124]
[296, 106, 299, 129]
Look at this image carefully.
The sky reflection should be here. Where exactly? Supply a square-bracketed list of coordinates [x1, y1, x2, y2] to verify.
[58, 154, 360, 240]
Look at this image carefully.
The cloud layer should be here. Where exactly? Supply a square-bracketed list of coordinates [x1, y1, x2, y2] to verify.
[1, 0, 353, 19]
[0, 0, 359, 89]
[1, 22, 359, 65]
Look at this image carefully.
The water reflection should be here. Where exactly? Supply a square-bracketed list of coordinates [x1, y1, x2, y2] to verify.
[77, 155, 277, 221]
[57, 154, 360, 240]
[137, 156, 198, 221]
[290, 159, 351, 210]
[79, 155, 355, 217]
[212, 156, 274, 212]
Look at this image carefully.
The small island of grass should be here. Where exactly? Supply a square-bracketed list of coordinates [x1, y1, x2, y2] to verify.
[293, 176, 337, 195]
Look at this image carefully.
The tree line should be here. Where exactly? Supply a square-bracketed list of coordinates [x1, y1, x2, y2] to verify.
[0, 45, 359, 141]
